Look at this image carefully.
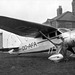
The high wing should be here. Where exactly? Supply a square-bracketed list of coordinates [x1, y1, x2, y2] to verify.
[0, 16, 59, 37]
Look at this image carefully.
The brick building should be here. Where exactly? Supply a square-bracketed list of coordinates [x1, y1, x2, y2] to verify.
[44, 0, 75, 29]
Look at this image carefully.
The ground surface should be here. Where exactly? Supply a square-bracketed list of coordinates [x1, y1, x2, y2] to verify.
[0, 52, 75, 75]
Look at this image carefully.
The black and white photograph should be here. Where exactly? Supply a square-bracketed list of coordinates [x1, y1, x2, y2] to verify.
[0, 0, 75, 75]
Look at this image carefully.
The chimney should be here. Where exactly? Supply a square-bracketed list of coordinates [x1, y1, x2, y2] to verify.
[72, 0, 75, 15]
[57, 6, 62, 16]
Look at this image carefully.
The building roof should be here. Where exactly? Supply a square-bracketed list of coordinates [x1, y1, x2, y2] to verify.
[45, 11, 75, 24]
[51, 11, 75, 22]
[43, 19, 52, 26]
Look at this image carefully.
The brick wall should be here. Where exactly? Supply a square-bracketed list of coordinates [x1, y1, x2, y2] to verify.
[56, 21, 73, 28]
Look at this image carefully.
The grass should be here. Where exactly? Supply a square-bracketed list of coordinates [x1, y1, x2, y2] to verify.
[0, 52, 75, 75]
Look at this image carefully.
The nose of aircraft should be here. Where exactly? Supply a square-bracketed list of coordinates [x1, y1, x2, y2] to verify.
[60, 30, 75, 47]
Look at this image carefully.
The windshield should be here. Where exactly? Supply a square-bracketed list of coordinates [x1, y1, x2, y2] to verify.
[58, 28, 70, 33]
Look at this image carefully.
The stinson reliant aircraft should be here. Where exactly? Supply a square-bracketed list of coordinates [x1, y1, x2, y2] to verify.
[0, 16, 75, 62]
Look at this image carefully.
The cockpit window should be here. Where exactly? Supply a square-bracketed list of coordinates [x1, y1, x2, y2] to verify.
[57, 30, 61, 35]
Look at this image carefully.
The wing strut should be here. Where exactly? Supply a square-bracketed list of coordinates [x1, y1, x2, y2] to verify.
[39, 31, 57, 47]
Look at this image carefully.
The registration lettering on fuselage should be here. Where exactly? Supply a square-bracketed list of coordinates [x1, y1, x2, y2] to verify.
[21, 42, 37, 50]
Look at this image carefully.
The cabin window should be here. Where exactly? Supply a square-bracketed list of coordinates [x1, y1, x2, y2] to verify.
[41, 34, 48, 39]
[49, 31, 61, 38]
[49, 32, 55, 38]
[41, 31, 61, 39]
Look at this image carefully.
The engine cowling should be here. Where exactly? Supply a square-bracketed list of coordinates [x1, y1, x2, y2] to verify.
[60, 30, 75, 47]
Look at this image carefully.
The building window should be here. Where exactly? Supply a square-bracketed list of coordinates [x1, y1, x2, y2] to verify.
[65, 22, 72, 28]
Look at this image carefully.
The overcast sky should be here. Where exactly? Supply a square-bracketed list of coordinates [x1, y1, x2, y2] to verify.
[0, 0, 72, 23]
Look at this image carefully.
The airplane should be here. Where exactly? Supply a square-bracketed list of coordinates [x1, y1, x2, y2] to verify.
[0, 16, 75, 62]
